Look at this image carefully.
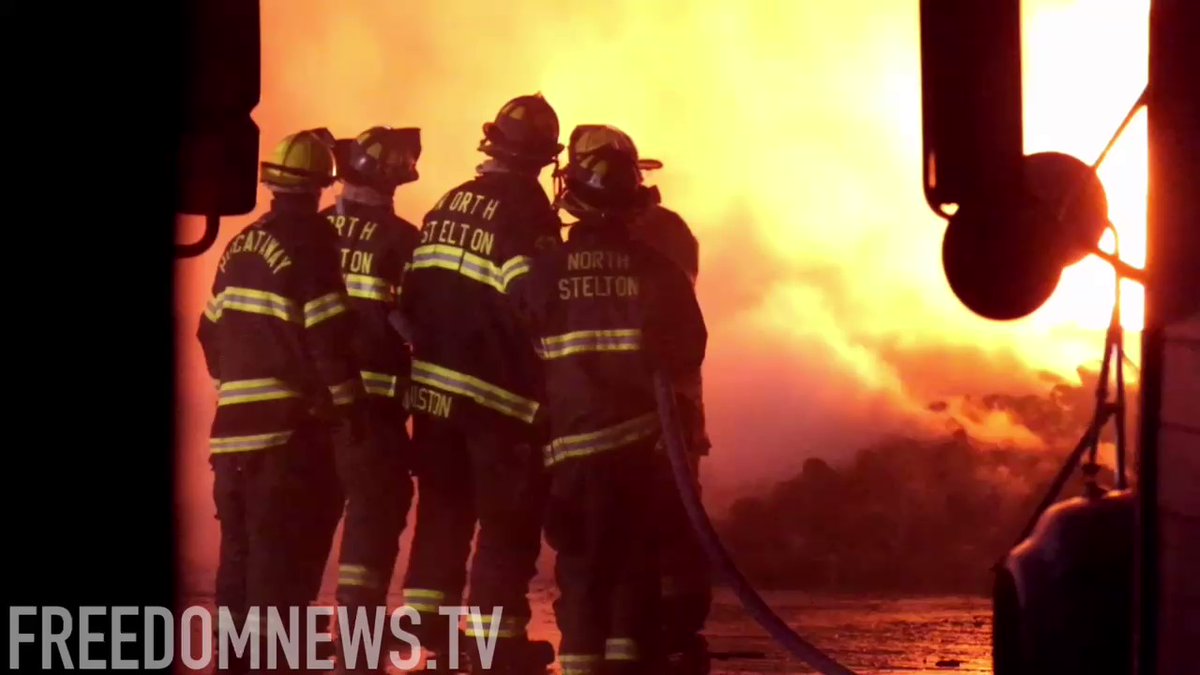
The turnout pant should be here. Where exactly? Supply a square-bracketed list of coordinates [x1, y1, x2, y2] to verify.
[334, 398, 414, 669]
[656, 450, 712, 650]
[546, 441, 662, 675]
[211, 419, 343, 668]
[400, 413, 547, 655]
[335, 398, 414, 608]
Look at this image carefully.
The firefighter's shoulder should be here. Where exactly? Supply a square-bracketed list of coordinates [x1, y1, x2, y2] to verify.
[214, 212, 297, 277]
[426, 176, 490, 216]
[631, 239, 693, 287]
[638, 203, 696, 240]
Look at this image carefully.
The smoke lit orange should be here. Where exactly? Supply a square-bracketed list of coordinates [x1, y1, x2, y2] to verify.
[174, 0, 1150, 586]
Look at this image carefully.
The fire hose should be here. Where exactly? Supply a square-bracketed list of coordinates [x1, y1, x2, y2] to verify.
[652, 372, 858, 675]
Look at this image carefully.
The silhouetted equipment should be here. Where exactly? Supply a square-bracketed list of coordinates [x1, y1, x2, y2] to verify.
[920, 2, 1198, 673]
[919, 0, 1152, 322]
[919, 0, 1023, 218]
[1138, 3, 1200, 674]
[175, 0, 261, 258]
[995, 490, 1135, 675]
[940, 152, 1112, 321]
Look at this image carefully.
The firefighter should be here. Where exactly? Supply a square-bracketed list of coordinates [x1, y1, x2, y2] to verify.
[198, 129, 363, 671]
[560, 128, 714, 670]
[319, 126, 423, 670]
[623, 142, 713, 671]
[520, 125, 708, 675]
[396, 94, 563, 673]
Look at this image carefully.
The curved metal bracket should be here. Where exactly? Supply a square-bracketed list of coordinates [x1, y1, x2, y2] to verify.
[176, 214, 221, 258]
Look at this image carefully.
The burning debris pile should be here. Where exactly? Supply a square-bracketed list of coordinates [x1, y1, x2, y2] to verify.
[716, 367, 1136, 594]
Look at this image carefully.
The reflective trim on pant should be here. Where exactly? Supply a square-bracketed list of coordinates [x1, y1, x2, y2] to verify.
[338, 564, 385, 591]
[464, 611, 527, 639]
[401, 588, 446, 615]
[604, 637, 640, 662]
[560, 654, 603, 675]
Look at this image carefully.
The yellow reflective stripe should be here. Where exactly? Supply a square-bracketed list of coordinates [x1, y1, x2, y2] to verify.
[401, 588, 445, 614]
[361, 371, 399, 397]
[338, 564, 385, 591]
[410, 244, 525, 294]
[604, 638, 639, 661]
[216, 378, 300, 406]
[543, 413, 660, 466]
[411, 359, 539, 423]
[500, 255, 531, 287]
[210, 430, 294, 454]
[402, 588, 445, 600]
[344, 273, 394, 302]
[405, 602, 440, 613]
[560, 654, 603, 675]
[465, 613, 526, 638]
[304, 292, 348, 328]
[538, 328, 643, 360]
[206, 287, 300, 323]
[328, 378, 359, 406]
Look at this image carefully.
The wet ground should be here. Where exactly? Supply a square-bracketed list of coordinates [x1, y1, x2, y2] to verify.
[690, 589, 992, 674]
[182, 586, 992, 673]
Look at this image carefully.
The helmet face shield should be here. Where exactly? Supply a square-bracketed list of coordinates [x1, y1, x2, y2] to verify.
[338, 126, 422, 189]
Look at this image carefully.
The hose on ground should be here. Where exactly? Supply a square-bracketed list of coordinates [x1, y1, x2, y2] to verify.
[653, 372, 858, 675]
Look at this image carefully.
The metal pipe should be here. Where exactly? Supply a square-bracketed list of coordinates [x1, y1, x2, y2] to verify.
[176, 213, 221, 258]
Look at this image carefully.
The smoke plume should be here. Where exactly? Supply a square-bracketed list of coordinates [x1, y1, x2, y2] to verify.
[175, 0, 1149, 590]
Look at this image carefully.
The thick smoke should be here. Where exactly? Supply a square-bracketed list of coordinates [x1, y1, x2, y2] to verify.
[175, 0, 1149, 590]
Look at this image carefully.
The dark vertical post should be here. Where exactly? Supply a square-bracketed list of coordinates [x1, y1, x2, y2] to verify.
[1137, 1, 1200, 673]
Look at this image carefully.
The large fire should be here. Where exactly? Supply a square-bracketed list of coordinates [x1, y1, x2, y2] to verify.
[174, 0, 1150, 586]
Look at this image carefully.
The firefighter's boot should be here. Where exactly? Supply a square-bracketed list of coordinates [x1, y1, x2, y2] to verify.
[663, 634, 710, 675]
[464, 638, 555, 674]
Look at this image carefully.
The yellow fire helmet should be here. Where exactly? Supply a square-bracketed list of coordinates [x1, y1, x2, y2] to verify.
[260, 128, 337, 191]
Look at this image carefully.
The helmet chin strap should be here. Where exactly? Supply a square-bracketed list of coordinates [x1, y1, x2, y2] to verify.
[339, 182, 394, 209]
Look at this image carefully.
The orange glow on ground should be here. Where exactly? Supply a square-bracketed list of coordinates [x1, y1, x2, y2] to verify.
[174, 0, 1150, 587]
